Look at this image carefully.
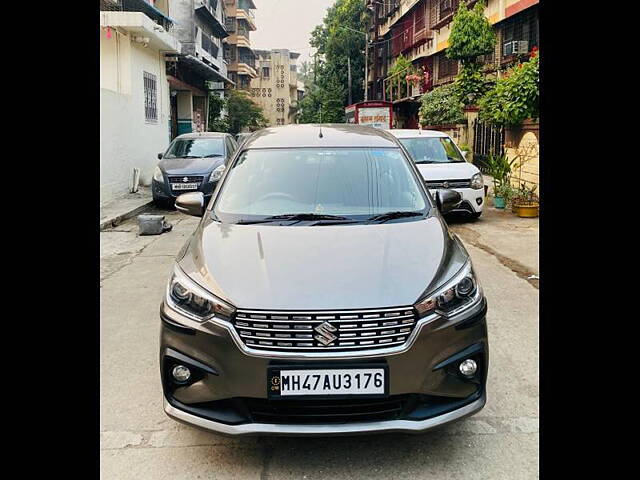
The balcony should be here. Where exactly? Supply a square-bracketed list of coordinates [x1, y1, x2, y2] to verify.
[235, 60, 257, 78]
[195, 0, 229, 38]
[236, 8, 256, 30]
[382, 65, 429, 103]
[430, 0, 478, 31]
[100, 0, 177, 33]
[99, 10, 180, 52]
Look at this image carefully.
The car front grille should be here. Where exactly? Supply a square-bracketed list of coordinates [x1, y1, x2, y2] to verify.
[233, 306, 417, 353]
[168, 175, 205, 184]
[425, 179, 471, 189]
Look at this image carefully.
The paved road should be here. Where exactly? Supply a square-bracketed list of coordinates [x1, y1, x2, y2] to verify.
[100, 207, 538, 479]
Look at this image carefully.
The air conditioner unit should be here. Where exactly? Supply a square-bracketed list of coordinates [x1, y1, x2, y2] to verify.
[513, 40, 529, 54]
[503, 40, 529, 56]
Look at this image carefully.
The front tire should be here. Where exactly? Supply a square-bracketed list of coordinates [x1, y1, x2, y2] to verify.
[469, 212, 482, 220]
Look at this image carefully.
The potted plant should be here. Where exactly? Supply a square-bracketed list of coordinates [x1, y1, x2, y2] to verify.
[484, 153, 520, 210]
[512, 183, 539, 217]
[493, 183, 515, 209]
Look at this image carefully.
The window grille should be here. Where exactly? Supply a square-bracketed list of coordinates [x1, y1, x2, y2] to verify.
[501, 6, 538, 59]
[143, 71, 158, 123]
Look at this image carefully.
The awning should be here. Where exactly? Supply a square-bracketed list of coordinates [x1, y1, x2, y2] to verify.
[180, 55, 235, 86]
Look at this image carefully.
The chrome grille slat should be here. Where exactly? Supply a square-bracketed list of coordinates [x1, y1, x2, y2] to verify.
[234, 306, 417, 353]
[247, 340, 408, 351]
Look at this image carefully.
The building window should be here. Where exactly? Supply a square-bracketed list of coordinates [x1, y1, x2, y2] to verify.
[501, 7, 538, 58]
[262, 67, 270, 78]
[436, 53, 458, 81]
[143, 71, 158, 123]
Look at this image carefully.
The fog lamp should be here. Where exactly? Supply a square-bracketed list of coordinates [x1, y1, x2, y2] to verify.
[172, 365, 191, 383]
[455, 277, 475, 297]
[459, 359, 477, 376]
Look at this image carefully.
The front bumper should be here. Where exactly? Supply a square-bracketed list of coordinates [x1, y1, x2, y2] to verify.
[163, 391, 486, 436]
[152, 178, 217, 201]
[430, 187, 484, 214]
[160, 296, 488, 436]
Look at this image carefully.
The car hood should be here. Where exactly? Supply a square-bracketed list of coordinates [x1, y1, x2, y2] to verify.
[178, 216, 466, 311]
[416, 162, 479, 181]
[159, 157, 223, 175]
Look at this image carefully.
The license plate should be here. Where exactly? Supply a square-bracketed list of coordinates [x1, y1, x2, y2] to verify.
[268, 367, 387, 398]
[171, 183, 199, 191]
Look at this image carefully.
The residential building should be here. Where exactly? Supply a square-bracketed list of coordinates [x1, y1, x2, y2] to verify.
[366, 0, 539, 128]
[100, 0, 181, 205]
[249, 49, 304, 126]
[223, 0, 258, 90]
[166, 0, 234, 136]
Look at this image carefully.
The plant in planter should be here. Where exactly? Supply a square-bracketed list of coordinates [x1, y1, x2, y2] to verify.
[511, 182, 539, 217]
[493, 183, 515, 209]
[484, 152, 520, 209]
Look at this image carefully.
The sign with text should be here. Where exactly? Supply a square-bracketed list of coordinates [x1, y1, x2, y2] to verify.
[358, 107, 391, 130]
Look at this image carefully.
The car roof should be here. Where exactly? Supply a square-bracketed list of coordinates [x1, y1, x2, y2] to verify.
[174, 132, 229, 140]
[388, 129, 448, 139]
[242, 124, 401, 149]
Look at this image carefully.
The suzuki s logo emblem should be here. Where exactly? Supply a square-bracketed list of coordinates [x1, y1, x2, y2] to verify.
[443, 182, 450, 188]
[314, 321, 338, 346]
[183, 176, 189, 182]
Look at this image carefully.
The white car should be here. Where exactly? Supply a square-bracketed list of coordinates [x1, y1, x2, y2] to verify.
[389, 129, 484, 219]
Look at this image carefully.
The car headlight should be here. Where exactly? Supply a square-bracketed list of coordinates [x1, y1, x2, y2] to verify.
[470, 173, 483, 190]
[414, 261, 481, 317]
[153, 166, 164, 182]
[166, 265, 236, 322]
[209, 165, 225, 183]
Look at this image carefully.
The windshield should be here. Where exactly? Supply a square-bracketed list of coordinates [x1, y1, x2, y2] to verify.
[399, 137, 465, 164]
[164, 138, 225, 159]
[213, 148, 429, 224]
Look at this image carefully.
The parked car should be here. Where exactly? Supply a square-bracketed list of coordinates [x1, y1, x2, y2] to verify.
[160, 124, 488, 436]
[152, 132, 237, 208]
[389, 129, 485, 219]
[235, 132, 252, 147]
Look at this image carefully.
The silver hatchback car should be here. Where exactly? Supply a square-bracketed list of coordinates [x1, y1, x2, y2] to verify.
[160, 124, 488, 436]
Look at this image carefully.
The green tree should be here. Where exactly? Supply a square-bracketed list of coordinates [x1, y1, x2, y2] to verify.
[447, 0, 495, 106]
[447, 0, 496, 65]
[300, 0, 368, 123]
[478, 53, 539, 126]
[207, 89, 267, 134]
[419, 84, 465, 127]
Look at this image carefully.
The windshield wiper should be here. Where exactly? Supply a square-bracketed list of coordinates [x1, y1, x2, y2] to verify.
[448, 156, 466, 163]
[415, 160, 439, 164]
[266, 213, 350, 221]
[202, 153, 224, 158]
[233, 213, 350, 225]
[367, 211, 424, 223]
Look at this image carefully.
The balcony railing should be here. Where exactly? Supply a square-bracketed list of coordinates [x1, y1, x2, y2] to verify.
[100, 0, 175, 32]
[201, 34, 220, 59]
[238, 55, 255, 68]
[383, 65, 430, 103]
[429, 0, 478, 31]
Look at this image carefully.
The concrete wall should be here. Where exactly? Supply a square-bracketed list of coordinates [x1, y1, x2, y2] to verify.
[507, 125, 539, 189]
[100, 28, 172, 206]
[250, 50, 297, 127]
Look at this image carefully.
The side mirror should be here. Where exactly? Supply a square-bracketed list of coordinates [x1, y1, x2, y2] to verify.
[461, 151, 468, 159]
[436, 189, 462, 214]
[157, 152, 163, 160]
[175, 192, 205, 217]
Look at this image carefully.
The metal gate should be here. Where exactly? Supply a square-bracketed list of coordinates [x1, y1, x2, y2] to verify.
[473, 120, 504, 173]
